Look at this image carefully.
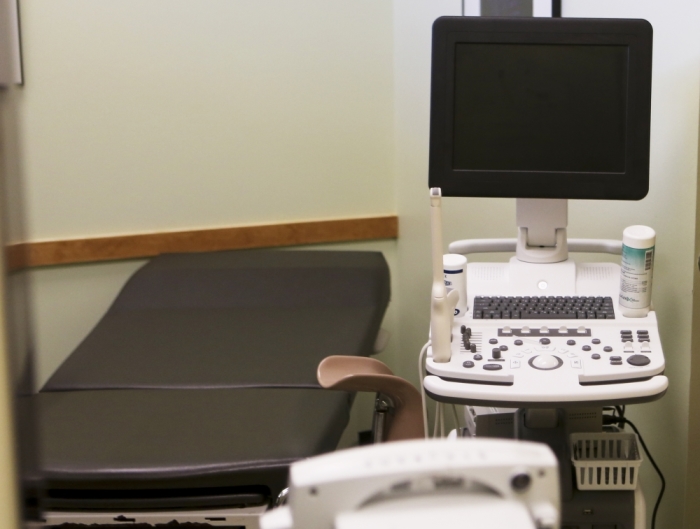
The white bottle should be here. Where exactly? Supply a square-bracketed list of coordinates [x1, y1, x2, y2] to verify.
[443, 254, 467, 318]
[619, 225, 655, 318]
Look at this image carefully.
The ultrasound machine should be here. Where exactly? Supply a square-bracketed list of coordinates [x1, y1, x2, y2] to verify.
[423, 16, 665, 529]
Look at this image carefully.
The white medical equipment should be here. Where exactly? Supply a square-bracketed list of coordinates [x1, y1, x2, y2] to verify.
[261, 438, 560, 529]
[424, 16, 664, 529]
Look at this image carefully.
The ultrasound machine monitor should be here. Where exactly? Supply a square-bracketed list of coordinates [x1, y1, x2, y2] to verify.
[428, 17, 653, 201]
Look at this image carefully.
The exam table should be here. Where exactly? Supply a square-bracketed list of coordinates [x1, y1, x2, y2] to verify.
[35, 249, 390, 527]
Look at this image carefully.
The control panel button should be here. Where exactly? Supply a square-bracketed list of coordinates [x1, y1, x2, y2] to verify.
[492, 348, 502, 359]
[624, 343, 635, 353]
[500, 345, 508, 351]
[540, 338, 551, 345]
[591, 354, 601, 360]
[510, 359, 521, 369]
[603, 346, 613, 352]
[592, 338, 601, 345]
[474, 354, 483, 361]
[582, 345, 591, 352]
[483, 364, 503, 371]
[610, 356, 622, 361]
[462, 361, 475, 368]
[513, 352, 524, 358]
[571, 359, 582, 368]
[567, 339, 576, 346]
[627, 354, 651, 366]
[641, 343, 651, 353]
[514, 339, 523, 346]
[489, 338, 498, 344]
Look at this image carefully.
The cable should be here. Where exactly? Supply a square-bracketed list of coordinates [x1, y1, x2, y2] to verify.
[440, 403, 445, 437]
[417, 341, 463, 439]
[604, 414, 664, 529]
[418, 341, 430, 438]
[622, 417, 664, 529]
[451, 404, 461, 437]
[433, 402, 441, 438]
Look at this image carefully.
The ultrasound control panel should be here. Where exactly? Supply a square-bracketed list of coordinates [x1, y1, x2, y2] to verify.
[425, 318, 667, 406]
[423, 259, 668, 406]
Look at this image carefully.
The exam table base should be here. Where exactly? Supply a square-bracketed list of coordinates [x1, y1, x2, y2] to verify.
[42, 504, 267, 528]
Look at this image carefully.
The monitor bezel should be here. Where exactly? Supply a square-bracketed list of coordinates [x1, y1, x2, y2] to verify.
[428, 17, 653, 200]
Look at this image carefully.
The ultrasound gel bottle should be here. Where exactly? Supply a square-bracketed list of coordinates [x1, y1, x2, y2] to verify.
[619, 225, 656, 317]
[443, 254, 467, 318]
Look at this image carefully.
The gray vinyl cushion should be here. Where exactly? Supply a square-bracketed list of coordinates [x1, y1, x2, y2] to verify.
[42, 250, 390, 391]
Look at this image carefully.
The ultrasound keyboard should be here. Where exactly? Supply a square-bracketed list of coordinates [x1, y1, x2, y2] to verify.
[473, 296, 616, 320]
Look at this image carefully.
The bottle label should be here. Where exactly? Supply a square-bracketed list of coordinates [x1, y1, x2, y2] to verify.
[619, 244, 654, 309]
[444, 268, 466, 317]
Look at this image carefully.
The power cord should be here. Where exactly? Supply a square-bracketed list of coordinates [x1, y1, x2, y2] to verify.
[451, 404, 462, 437]
[603, 413, 664, 529]
[418, 341, 430, 438]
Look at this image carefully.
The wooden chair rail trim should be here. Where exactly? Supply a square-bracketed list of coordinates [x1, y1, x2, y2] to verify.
[6, 215, 398, 270]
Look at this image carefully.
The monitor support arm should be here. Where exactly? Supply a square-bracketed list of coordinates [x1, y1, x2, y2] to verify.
[516, 199, 568, 264]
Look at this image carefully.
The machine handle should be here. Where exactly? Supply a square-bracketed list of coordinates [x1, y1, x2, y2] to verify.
[423, 374, 668, 406]
[448, 238, 623, 256]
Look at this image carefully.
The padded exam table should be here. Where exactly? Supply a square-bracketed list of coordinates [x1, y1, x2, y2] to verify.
[36, 250, 390, 527]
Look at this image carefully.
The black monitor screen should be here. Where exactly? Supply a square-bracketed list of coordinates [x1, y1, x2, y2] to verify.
[453, 43, 628, 173]
[428, 17, 652, 200]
